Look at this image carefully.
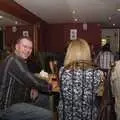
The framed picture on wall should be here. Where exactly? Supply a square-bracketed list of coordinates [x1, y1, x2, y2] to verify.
[70, 29, 77, 40]
[23, 31, 29, 37]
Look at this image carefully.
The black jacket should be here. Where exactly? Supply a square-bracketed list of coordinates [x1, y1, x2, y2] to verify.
[0, 53, 49, 110]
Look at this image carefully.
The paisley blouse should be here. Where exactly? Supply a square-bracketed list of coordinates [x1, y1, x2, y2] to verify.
[58, 67, 102, 120]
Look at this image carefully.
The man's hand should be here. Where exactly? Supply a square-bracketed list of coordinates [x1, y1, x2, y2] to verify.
[52, 81, 58, 89]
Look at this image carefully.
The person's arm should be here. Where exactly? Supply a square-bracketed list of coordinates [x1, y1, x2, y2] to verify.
[94, 52, 100, 65]
[9, 57, 50, 93]
[111, 61, 120, 98]
[111, 62, 118, 97]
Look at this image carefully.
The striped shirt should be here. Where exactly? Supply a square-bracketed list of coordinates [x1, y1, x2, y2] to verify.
[95, 51, 114, 70]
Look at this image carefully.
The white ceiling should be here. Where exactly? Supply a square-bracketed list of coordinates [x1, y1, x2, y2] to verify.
[14, 0, 120, 27]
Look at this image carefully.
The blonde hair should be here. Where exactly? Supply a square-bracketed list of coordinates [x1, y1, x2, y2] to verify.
[64, 38, 92, 68]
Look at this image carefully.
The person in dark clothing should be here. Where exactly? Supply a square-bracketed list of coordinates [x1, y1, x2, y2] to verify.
[0, 37, 53, 120]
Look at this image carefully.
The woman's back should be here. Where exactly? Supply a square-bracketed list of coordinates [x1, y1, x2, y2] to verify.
[58, 39, 103, 120]
[58, 66, 101, 120]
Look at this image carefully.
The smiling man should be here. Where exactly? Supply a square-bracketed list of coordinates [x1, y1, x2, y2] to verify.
[0, 37, 53, 120]
[15, 37, 33, 60]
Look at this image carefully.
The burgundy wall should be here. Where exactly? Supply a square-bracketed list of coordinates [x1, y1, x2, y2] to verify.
[38, 22, 48, 51]
[4, 23, 101, 53]
[5, 25, 33, 51]
[44, 24, 65, 52]
[44, 23, 101, 53]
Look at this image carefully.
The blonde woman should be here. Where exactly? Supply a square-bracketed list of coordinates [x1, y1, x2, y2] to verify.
[58, 39, 103, 120]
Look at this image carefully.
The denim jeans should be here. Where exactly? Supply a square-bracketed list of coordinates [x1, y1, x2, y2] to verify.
[33, 93, 50, 110]
[1, 103, 53, 120]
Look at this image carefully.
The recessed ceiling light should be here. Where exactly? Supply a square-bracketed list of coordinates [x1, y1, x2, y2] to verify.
[113, 23, 115, 26]
[0, 15, 3, 19]
[15, 21, 18, 25]
[108, 17, 111, 20]
[72, 10, 76, 14]
[117, 8, 120, 12]
[74, 18, 78, 22]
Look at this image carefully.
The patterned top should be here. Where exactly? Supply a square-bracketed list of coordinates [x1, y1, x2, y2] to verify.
[58, 67, 101, 120]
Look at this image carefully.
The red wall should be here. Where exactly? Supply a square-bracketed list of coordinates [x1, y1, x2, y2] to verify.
[5, 25, 33, 51]
[38, 23, 48, 51]
[4, 23, 101, 53]
[44, 24, 65, 52]
[44, 23, 101, 53]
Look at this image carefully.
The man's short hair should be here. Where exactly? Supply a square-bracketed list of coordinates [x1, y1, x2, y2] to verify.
[16, 37, 32, 44]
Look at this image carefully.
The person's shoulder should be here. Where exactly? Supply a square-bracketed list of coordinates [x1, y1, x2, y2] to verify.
[2, 54, 14, 62]
[114, 60, 120, 67]
[59, 66, 73, 75]
[111, 60, 120, 73]
[114, 60, 120, 68]
[59, 66, 68, 73]
[89, 67, 104, 76]
[60, 66, 64, 71]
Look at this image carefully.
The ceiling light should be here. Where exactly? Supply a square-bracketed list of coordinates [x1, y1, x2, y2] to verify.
[113, 23, 115, 26]
[0, 15, 3, 19]
[117, 8, 120, 12]
[108, 17, 111, 20]
[72, 10, 76, 14]
[74, 18, 78, 22]
[15, 21, 18, 25]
